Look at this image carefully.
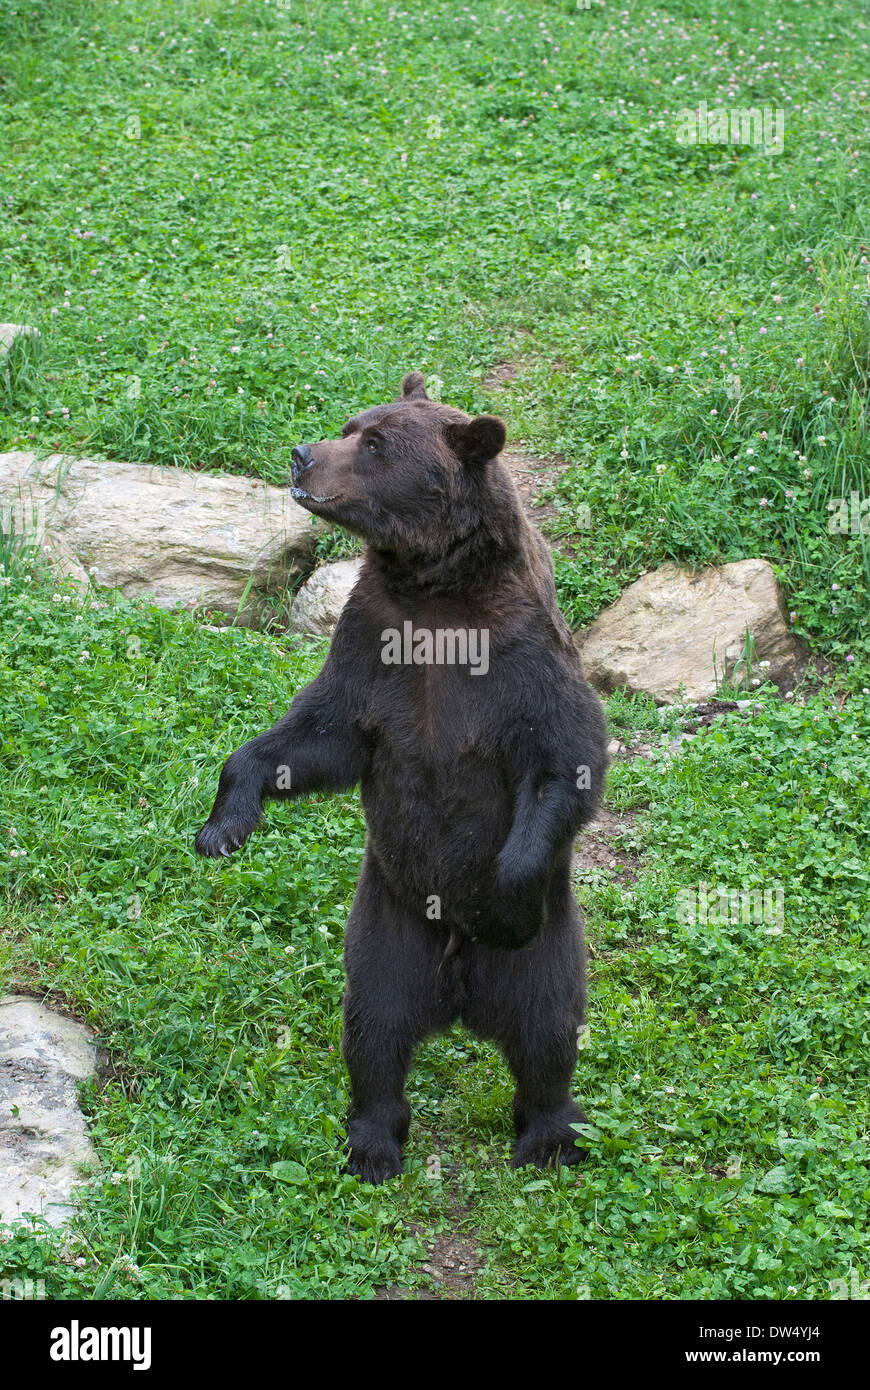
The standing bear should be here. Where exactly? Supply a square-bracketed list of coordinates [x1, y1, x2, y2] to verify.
[195, 372, 608, 1182]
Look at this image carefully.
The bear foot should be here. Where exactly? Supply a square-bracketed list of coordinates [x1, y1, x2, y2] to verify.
[346, 1135, 404, 1185]
[512, 1106, 588, 1171]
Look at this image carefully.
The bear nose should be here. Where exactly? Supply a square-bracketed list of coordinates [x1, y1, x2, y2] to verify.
[291, 444, 312, 480]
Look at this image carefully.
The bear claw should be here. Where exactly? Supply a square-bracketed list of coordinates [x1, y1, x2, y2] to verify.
[513, 1112, 588, 1171]
[195, 823, 247, 857]
[512, 1136, 586, 1170]
[346, 1140, 403, 1185]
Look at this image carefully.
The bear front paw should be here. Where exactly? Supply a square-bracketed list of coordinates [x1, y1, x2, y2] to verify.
[194, 810, 258, 858]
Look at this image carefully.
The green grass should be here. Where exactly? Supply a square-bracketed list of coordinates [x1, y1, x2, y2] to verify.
[1, 0, 869, 1299]
[2, 0, 869, 658]
[1, 561, 868, 1300]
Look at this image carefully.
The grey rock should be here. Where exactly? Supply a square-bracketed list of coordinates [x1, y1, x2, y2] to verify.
[0, 323, 39, 355]
[290, 557, 363, 636]
[0, 450, 325, 624]
[0, 995, 99, 1226]
[577, 559, 802, 703]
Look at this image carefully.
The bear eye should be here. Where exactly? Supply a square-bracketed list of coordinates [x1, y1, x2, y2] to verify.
[365, 435, 380, 454]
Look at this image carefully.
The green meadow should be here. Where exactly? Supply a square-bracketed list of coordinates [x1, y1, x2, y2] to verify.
[1, 0, 868, 1299]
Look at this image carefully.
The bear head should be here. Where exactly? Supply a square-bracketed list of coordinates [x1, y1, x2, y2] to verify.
[289, 373, 508, 559]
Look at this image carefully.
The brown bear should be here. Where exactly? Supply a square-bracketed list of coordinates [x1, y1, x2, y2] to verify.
[195, 372, 608, 1182]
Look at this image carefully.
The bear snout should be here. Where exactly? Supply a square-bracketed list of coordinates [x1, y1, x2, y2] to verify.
[290, 444, 313, 482]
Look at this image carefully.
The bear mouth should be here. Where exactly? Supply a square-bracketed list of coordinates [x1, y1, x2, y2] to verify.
[290, 486, 342, 505]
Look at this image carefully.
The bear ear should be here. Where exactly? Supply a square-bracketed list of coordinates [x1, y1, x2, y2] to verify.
[401, 371, 430, 401]
[447, 414, 507, 466]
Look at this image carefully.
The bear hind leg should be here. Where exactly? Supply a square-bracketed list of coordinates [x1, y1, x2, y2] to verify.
[343, 989, 420, 1184]
[342, 859, 455, 1184]
[507, 1030, 588, 1171]
[464, 895, 589, 1171]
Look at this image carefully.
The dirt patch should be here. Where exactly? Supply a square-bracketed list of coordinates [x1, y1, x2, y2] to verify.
[686, 699, 742, 723]
[480, 336, 533, 394]
[374, 1229, 484, 1301]
[502, 449, 569, 530]
[481, 351, 574, 530]
[573, 807, 643, 885]
[482, 360, 521, 392]
[372, 1134, 494, 1300]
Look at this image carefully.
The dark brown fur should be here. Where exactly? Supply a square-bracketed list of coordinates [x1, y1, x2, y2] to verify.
[195, 372, 608, 1181]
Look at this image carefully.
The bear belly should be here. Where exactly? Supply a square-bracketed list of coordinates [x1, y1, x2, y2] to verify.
[360, 759, 513, 924]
